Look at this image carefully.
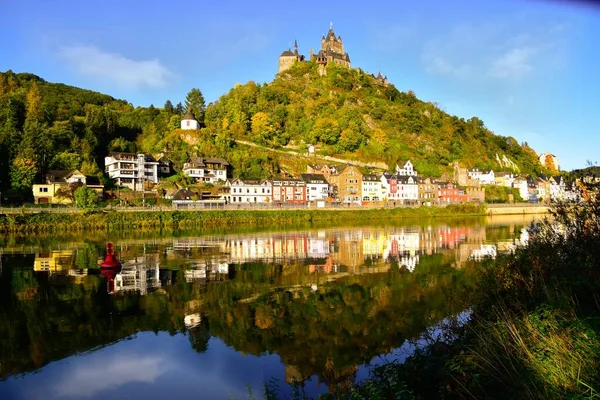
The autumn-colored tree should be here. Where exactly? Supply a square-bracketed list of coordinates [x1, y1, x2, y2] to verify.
[10, 155, 37, 192]
[251, 112, 274, 145]
[26, 82, 45, 123]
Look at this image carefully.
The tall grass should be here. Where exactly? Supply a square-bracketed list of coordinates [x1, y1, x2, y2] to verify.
[0, 204, 486, 234]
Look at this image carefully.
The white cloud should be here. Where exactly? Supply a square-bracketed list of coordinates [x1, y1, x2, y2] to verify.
[58, 45, 173, 88]
[489, 46, 536, 78]
[421, 19, 568, 81]
[49, 353, 170, 398]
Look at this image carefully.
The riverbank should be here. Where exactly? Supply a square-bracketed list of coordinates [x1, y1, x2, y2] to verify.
[329, 200, 600, 399]
[0, 204, 486, 233]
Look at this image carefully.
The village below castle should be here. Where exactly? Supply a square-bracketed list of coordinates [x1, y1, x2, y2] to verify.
[27, 25, 597, 209]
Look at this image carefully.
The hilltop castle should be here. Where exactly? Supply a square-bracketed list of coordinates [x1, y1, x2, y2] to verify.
[278, 24, 351, 75]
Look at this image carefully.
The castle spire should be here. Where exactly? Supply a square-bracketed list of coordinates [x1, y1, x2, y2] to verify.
[294, 39, 298, 55]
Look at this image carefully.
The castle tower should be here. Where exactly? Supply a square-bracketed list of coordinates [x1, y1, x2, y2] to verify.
[278, 39, 305, 73]
[318, 23, 351, 69]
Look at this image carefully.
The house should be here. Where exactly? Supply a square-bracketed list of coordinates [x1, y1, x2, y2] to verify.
[361, 174, 383, 203]
[300, 174, 329, 202]
[512, 177, 529, 201]
[272, 179, 307, 204]
[172, 188, 225, 210]
[32, 170, 104, 204]
[494, 172, 514, 187]
[226, 179, 272, 204]
[468, 169, 495, 185]
[549, 176, 567, 202]
[396, 176, 419, 203]
[438, 182, 468, 204]
[306, 164, 341, 180]
[417, 177, 437, 204]
[328, 165, 362, 204]
[182, 157, 230, 183]
[395, 160, 417, 176]
[105, 152, 159, 191]
[380, 173, 397, 202]
[157, 156, 173, 175]
[526, 176, 539, 203]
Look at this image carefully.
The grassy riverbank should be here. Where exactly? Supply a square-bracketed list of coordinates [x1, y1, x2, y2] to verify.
[0, 204, 485, 233]
[325, 200, 600, 400]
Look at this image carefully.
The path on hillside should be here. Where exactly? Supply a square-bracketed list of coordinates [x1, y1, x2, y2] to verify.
[234, 139, 388, 170]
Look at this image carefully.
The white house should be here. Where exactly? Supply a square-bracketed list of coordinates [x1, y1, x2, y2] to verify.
[513, 178, 529, 201]
[226, 179, 272, 204]
[468, 169, 495, 185]
[105, 152, 159, 191]
[300, 174, 329, 202]
[361, 174, 383, 202]
[182, 157, 229, 183]
[396, 176, 419, 203]
[395, 160, 417, 176]
[181, 108, 200, 130]
[549, 176, 567, 201]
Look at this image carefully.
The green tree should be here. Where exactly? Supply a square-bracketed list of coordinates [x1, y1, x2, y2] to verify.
[338, 121, 363, 152]
[313, 118, 340, 145]
[185, 88, 206, 125]
[50, 152, 81, 171]
[74, 185, 98, 209]
[10, 155, 37, 193]
[164, 100, 174, 114]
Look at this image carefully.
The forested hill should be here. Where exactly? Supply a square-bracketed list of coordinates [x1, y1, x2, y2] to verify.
[1, 66, 545, 202]
[200, 61, 544, 177]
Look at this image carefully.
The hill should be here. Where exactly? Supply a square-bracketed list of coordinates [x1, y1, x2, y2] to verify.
[1, 66, 548, 202]
[197, 61, 544, 177]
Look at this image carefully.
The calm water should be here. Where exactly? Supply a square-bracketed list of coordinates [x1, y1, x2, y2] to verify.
[0, 215, 539, 399]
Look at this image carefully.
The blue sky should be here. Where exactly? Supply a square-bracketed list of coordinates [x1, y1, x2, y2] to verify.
[1, 0, 599, 171]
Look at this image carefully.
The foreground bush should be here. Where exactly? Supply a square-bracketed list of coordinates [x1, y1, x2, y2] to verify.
[319, 199, 600, 400]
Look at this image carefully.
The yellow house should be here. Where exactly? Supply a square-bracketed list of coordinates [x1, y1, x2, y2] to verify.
[32, 170, 103, 204]
[34, 250, 75, 273]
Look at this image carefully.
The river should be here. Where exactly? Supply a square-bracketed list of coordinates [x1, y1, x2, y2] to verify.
[0, 214, 541, 399]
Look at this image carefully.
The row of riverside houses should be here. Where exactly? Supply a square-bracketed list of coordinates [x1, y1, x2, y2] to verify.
[31, 147, 581, 207]
[455, 165, 580, 203]
[219, 161, 481, 208]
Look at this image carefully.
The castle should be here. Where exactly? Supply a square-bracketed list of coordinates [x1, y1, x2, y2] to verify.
[278, 23, 351, 76]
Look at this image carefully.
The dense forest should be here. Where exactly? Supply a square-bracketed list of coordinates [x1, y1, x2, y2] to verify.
[1, 66, 546, 203]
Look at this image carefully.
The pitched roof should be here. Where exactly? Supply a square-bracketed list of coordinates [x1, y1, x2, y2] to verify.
[186, 157, 229, 168]
[280, 49, 295, 57]
[300, 174, 328, 184]
[182, 107, 197, 121]
[172, 188, 197, 201]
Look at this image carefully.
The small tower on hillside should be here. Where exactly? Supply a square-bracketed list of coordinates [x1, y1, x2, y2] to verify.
[181, 107, 199, 130]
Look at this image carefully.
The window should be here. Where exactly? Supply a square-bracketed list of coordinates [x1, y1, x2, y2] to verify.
[186, 120, 190, 126]
[363, 196, 370, 201]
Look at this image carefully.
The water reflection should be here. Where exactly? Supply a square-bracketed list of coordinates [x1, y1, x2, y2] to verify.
[0, 215, 538, 399]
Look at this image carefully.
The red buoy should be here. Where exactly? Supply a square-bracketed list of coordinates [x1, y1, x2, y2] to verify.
[100, 242, 121, 268]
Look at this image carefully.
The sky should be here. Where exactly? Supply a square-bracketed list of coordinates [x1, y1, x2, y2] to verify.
[1, 0, 599, 171]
